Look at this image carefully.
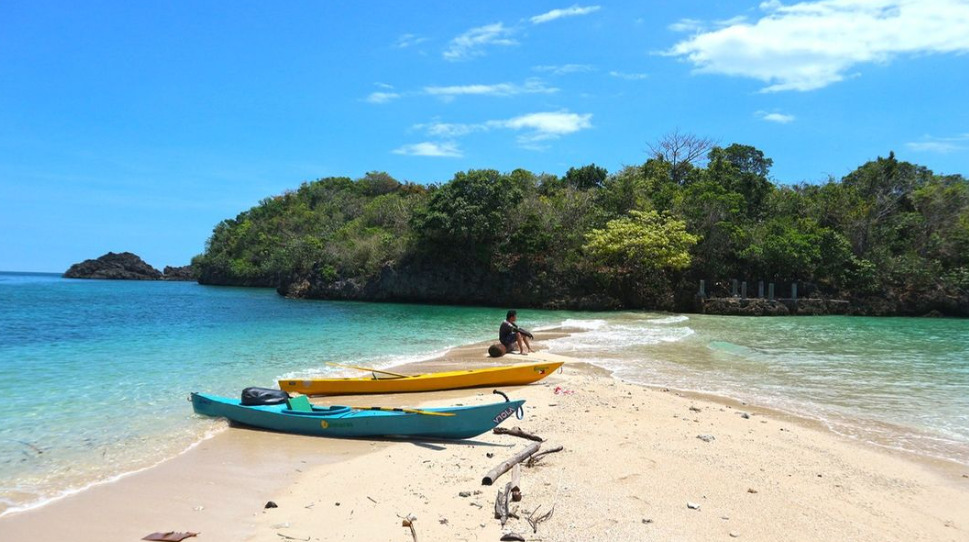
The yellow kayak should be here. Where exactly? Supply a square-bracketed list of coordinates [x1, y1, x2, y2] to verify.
[279, 360, 564, 396]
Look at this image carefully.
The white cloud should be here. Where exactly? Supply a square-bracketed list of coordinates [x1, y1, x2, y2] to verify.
[609, 71, 648, 80]
[412, 122, 486, 138]
[533, 64, 595, 75]
[669, 18, 705, 33]
[423, 79, 558, 100]
[905, 133, 969, 154]
[443, 23, 518, 61]
[411, 111, 593, 150]
[395, 33, 428, 48]
[366, 79, 557, 105]
[757, 110, 796, 123]
[531, 5, 602, 24]
[392, 142, 463, 158]
[666, 0, 969, 92]
[366, 92, 400, 104]
[493, 111, 594, 143]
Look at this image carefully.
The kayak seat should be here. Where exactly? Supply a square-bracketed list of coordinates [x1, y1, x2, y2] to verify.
[286, 395, 314, 412]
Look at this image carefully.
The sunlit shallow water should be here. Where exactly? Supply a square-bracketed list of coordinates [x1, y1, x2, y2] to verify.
[1, 272, 967, 515]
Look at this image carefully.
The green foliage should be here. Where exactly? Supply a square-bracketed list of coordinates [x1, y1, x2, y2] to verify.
[705, 144, 774, 219]
[596, 165, 653, 219]
[583, 210, 698, 273]
[563, 163, 608, 190]
[412, 169, 523, 259]
[191, 140, 969, 311]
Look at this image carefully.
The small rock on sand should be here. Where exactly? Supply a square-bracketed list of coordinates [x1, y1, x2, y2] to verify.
[687, 502, 701, 510]
[697, 434, 716, 443]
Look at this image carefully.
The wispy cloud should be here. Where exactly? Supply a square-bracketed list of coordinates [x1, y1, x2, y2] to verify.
[609, 71, 648, 80]
[669, 18, 705, 33]
[395, 33, 428, 49]
[666, 0, 969, 92]
[412, 111, 593, 150]
[392, 142, 463, 158]
[531, 5, 602, 25]
[757, 110, 796, 123]
[533, 64, 595, 75]
[366, 79, 557, 104]
[413, 122, 487, 138]
[424, 79, 558, 100]
[443, 23, 517, 61]
[366, 92, 401, 104]
[905, 133, 969, 154]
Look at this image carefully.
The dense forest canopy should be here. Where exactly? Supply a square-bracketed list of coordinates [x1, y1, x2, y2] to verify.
[192, 136, 969, 315]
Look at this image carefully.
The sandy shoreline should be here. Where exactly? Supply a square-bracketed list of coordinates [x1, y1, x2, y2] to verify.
[2, 333, 968, 541]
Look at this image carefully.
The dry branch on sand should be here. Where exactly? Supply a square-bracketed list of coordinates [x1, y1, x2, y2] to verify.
[526, 445, 564, 467]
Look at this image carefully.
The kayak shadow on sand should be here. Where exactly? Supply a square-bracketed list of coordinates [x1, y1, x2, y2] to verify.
[222, 420, 513, 449]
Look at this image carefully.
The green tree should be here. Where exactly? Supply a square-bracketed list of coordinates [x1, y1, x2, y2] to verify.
[705, 144, 774, 219]
[563, 163, 608, 190]
[584, 210, 698, 273]
[412, 169, 523, 260]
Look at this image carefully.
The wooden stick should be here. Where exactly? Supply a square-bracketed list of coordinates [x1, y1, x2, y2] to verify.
[482, 442, 542, 485]
[501, 482, 512, 526]
[510, 463, 522, 502]
[493, 426, 544, 442]
[526, 445, 564, 467]
[398, 514, 418, 542]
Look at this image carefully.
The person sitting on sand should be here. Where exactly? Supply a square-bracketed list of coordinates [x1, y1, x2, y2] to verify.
[500, 310, 534, 354]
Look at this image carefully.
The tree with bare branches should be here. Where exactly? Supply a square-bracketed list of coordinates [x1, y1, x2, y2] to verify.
[647, 129, 716, 185]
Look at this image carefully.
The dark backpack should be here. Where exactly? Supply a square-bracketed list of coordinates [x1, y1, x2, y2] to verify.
[240, 387, 290, 406]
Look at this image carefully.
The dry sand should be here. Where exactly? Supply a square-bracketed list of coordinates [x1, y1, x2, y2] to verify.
[2, 333, 968, 542]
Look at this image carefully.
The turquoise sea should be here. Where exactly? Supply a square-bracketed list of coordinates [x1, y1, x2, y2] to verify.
[1, 271, 967, 516]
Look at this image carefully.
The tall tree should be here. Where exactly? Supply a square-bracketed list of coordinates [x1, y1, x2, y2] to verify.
[647, 129, 716, 185]
[563, 163, 608, 190]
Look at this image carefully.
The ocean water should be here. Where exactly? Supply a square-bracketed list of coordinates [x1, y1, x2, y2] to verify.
[546, 313, 969, 465]
[1, 272, 967, 516]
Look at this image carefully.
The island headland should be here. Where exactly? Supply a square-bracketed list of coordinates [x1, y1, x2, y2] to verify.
[185, 147, 968, 317]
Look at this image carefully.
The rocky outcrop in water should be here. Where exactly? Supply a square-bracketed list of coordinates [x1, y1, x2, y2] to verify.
[162, 265, 195, 281]
[64, 252, 195, 281]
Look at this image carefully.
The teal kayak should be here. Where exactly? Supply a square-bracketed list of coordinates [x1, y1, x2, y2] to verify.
[190, 392, 525, 440]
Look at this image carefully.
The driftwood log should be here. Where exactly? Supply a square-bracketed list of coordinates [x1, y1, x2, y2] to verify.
[493, 426, 544, 442]
[493, 482, 519, 527]
[526, 445, 564, 467]
[482, 442, 542, 485]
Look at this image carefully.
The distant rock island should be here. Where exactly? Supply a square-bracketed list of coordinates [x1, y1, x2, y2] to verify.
[64, 252, 194, 281]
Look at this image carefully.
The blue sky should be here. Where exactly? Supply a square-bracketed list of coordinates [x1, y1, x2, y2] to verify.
[2, 1, 967, 272]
